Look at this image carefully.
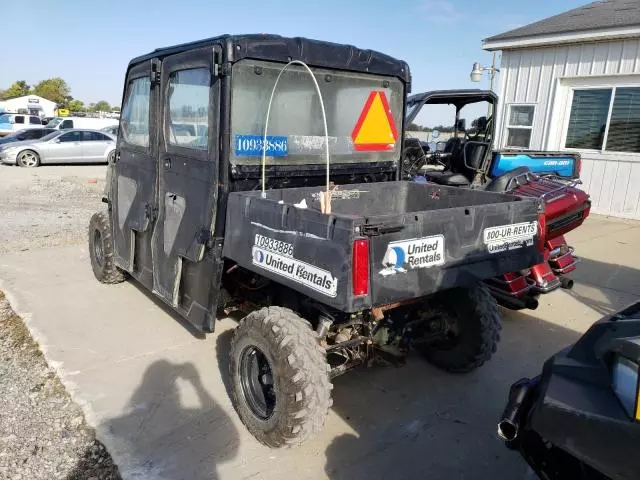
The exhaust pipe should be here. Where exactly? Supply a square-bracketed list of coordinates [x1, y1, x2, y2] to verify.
[559, 277, 574, 290]
[498, 378, 536, 442]
[492, 290, 539, 311]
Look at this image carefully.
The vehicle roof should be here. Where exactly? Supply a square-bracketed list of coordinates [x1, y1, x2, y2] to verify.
[128, 34, 411, 87]
[407, 90, 498, 108]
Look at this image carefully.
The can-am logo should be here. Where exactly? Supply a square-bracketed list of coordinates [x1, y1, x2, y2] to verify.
[379, 235, 445, 276]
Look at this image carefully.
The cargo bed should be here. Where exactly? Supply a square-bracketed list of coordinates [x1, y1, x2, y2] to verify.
[223, 181, 542, 311]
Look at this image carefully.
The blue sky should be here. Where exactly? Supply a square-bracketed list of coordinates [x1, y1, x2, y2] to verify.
[2, 0, 588, 123]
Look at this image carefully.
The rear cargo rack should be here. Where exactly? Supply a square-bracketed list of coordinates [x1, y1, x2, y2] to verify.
[506, 171, 582, 203]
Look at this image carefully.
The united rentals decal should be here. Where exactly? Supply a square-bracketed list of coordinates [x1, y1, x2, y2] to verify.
[379, 235, 445, 276]
[251, 234, 338, 297]
[484, 222, 537, 254]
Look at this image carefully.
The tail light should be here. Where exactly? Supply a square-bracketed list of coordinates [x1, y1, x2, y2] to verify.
[537, 210, 547, 254]
[352, 239, 369, 296]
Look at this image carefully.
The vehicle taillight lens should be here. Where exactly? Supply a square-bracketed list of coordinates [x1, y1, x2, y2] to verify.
[352, 239, 369, 296]
[537, 210, 546, 253]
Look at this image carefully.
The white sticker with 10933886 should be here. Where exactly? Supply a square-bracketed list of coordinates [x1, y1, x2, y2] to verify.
[251, 234, 338, 297]
[484, 222, 537, 254]
[379, 235, 445, 276]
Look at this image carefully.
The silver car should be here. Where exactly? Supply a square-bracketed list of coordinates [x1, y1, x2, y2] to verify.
[0, 129, 116, 167]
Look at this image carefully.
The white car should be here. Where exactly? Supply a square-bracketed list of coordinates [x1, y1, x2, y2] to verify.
[44, 116, 119, 131]
[0, 113, 44, 136]
[0, 129, 115, 167]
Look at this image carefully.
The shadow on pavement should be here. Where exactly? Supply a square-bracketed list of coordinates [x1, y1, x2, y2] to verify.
[323, 309, 581, 480]
[70, 360, 239, 480]
[568, 257, 640, 316]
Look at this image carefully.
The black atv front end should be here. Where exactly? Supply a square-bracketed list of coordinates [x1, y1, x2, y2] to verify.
[499, 301, 640, 480]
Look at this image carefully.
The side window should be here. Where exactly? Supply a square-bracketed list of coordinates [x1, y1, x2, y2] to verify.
[29, 116, 41, 125]
[15, 116, 25, 124]
[505, 105, 535, 148]
[61, 119, 74, 129]
[121, 76, 151, 147]
[59, 131, 82, 142]
[565, 89, 611, 150]
[167, 68, 210, 150]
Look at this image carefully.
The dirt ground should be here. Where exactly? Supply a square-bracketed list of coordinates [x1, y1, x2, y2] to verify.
[0, 164, 107, 254]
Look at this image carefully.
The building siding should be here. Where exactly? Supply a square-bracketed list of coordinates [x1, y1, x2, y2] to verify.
[496, 38, 640, 220]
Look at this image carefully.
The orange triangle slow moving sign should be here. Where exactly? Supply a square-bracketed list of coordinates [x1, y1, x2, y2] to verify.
[351, 91, 398, 152]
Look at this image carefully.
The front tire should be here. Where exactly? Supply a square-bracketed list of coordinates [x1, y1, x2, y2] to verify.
[88, 211, 125, 284]
[230, 307, 332, 448]
[421, 284, 501, 373]
[17, 150, 40, 167]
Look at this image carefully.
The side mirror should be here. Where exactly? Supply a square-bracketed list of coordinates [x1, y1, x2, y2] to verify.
[457, 119, 466, 132]
[53, 138, 61, 143]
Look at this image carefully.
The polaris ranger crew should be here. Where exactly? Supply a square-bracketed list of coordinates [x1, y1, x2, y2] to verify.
[89, 34, 543, 447]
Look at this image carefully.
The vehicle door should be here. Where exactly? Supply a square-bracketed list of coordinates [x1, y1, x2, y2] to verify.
[110, 60, 158, 282]
[39, 130, 83, 162]
[151, 47, 219, 311]
[81, 131, 111, 162]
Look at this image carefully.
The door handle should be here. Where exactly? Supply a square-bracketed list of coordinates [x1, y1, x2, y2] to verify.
[163, 157, 172, 169]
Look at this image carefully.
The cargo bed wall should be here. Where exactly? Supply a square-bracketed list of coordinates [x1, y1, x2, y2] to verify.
[223, 182, 542, 312]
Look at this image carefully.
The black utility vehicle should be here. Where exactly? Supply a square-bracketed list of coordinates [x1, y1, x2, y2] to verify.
[89, 34, 543, 447]
[499, 301, 640, 480]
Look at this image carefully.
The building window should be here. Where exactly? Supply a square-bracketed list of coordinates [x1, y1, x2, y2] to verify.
[565, 87, 640, 153]
[506, 105, 534, 148]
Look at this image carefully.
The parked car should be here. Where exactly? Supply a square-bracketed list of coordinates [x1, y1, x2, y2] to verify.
[101, 124, 119, 137]
[44, 116, 118, 131]
[0, 128, 57, 146]
[0, 129, 115, 167]
[0, 113, 43, 137]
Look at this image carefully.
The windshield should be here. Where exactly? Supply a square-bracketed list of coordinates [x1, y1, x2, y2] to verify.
[45, 118, 63, 128]
[230, 59, 404, 166]
[0, 114, 13, 124]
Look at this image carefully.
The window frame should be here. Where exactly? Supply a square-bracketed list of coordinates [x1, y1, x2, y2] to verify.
[561, 83, 640, 156]
[120, 74, 152, 151]
[504, 103, 536, 149]
[165, 66, 212, 153]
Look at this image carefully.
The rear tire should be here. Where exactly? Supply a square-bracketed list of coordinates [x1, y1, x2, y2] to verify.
[89, 211, 125, 284]
[421, 284, 501, 373]
[17, 150, 40, 167]
[229, 307, 332, 448]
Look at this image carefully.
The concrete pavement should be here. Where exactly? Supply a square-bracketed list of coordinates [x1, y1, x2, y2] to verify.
[1, 214, 639, 480]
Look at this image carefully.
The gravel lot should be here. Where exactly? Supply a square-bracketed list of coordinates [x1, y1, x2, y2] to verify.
[0, 164, 120, 479]
[0, 164, 107, 254]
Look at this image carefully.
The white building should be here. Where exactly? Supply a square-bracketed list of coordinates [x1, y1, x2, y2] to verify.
[0, 95, 57, 118]
[484, 0, 640, 220]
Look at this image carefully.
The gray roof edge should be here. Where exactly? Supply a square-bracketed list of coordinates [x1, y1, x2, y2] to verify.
[484, 0, 640, 44]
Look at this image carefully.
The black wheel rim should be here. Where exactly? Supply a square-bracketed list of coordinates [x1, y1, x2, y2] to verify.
[93, 229, 104, 267]
[239, 345, 276, 420]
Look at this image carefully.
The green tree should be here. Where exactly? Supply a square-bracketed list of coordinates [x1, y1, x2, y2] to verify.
[0, 80, 31, 100]
[111, 106, 120, 113]
[68, 99, 85, 112]
[94, 100, 111, 112]
[32, 77, 71, 105]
